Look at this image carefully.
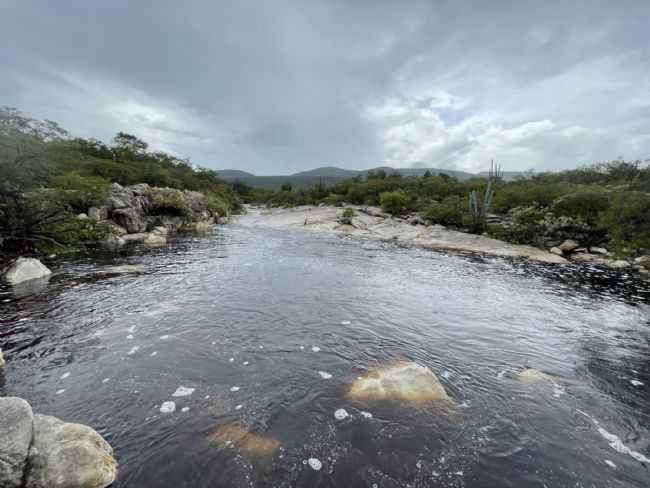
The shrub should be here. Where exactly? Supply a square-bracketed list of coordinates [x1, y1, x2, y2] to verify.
[49, 172, 109, 212]
[148, 187, 189, 216]
[379, 190, 408, 215]
[421, 196, 465, 227]
[206, 193, 229, 218]
[551, 189, 610, 224]
[339, 207, 355, 224]
[600, 192, 650, 251]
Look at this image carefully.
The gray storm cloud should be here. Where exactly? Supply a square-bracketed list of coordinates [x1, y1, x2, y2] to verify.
[1, 0, 648, 174]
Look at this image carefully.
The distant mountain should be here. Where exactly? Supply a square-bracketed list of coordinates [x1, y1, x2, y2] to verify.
[215, 166, 527, 190]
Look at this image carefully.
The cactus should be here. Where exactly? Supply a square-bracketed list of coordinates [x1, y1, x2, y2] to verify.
[468, 165, 497, 232]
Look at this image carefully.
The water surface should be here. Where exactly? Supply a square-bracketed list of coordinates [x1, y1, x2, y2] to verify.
[1, 222, 649, 487]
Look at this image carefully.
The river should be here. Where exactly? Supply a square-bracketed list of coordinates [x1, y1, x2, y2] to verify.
[1, 220, 649, 487]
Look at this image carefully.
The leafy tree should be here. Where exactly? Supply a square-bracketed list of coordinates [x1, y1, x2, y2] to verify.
[379, 190, 408, 214]
[111, 132, 149, 161]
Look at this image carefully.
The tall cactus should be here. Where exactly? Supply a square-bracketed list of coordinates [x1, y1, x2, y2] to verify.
[468, 166, 497, 232]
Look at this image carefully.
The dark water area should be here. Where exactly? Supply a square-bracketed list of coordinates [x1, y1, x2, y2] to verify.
[1, 222, 649, 487]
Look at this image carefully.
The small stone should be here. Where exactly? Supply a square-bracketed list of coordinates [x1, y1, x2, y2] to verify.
[589, 246, 609, 255]
[609, 260, 630, 269]
[549, 247, 563, 256]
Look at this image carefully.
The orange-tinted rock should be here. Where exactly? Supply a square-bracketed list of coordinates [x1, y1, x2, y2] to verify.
[207, 423, 279, 457]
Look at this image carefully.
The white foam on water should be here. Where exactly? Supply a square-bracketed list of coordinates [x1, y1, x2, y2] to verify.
[160, 335, 169, 340]
[630, 379, 643, 387]
[235, 404, 243, 410]
[259, 345, 264, 349]
[204, 395, 210, 399]
[242, 361, 249, 366]
[150, 351, 158, 357]
[340, 320, 351, 325]
[318, 371, 332, 379]
[127, 325, 136, 333]
[181, 407, 190, 413]
[604, 460, 617, 469]
[160, 401, 176, 413]
[102, 378, 110, 383]
[334, 408, 349, 420]
[55, 389, 65, 395]
[308, 458, 322, 471]
[497, 370, 506, 380]
[126, 334, 134, 340]
[228, 357, 234, 363]
[127, 346, 139, 355]
[597, 426, 650, 464]
[230, 386, 240, 392]
[552, 382, 566, 398]
[361, 411, 373, 419]
[441, 370, 452, 379]
[211, 341, 216, 345]
[172, 386, 195, 397]
[60, 372, 70, 380]
[311, 346, 321, 352]
[299, 346, 305, 350]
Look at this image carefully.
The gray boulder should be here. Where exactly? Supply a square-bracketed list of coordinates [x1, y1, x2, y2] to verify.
[549, 246, 563, 256]
[121, 233, 150, 243]
[0, 397, 34, 488]
[143, 234, 166, 246]
[589, 246, 609, 255]
[558, 239, 579, 253]
[88, 207, 109, 221]
[111, 208, 147, 233]
[24, 414, 117, 488]
[4, 258, 52, 285]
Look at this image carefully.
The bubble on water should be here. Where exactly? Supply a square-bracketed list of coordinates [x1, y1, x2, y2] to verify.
[441, 370, 452, 379]
[172, 386, 195, 397]
[334, 408, 349, 420]
[552, 382, 565, 398]
[299, 346, 305, 350]
[630, 379, 643, 387]
[235, 404, 243, 410]
[160, 335, 169, 340]
[126, 334, 134, 340]
[307, 458, 322, 471]
[318, 371, 332, 379]
[230, 386, 240, 392]
[204, 395, 210, 399]
[497, 370, 507, 380]
[242, 361, 249, 366]
[361, 411, 373, 418]
[244, 263, 253, 267]
[160, 401, 176, 413]
[416, 460, 422, 470]
[311, 346, 321, 352]
[340, 320, 351, 325]
[259, 345, 264, 349]
[60, 372, 70, 380]
[150, 351, 158, 357]
[127, 325, 136, 333]
[55, 389, 65, 395]
[127, 346, 139, 355]
[211, 341, 216, 345]
[604, 459, 617, 469]
[228, 357, 234, 363]
[102, 378, 110, 383]
[181, 407, 190, 413]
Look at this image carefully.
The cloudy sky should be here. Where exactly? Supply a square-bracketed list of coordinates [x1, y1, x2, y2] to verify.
[2, 1, 649, 174]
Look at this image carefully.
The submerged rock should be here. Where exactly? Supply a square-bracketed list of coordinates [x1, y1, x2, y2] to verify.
[348, 362, 453, 406]
[208, 423, 279, 457]
[24, 414, 117, 488]
[517, 368, 553, 384]
[98, 265, 145, 275]
[0, 397, 33, 488]
[4, 258, 52, 285]
[143, 234, 167, 246]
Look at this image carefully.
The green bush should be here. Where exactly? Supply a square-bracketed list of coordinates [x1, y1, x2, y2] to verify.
[421, 196, 466, 227]
[148, 187, 189, 216]
[339, 207, 355, 224]
[551, 189, 610, 224]
[379, 190, 408, 215]
[206, 193, 229, 218]
[600, 192, 650, 251]
[49, 172, 109, 212]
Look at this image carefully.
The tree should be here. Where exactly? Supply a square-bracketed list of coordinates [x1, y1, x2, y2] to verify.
[111, 132, 148, 161]
[280, 182, 293, 192]
[423, 170, 432, 178]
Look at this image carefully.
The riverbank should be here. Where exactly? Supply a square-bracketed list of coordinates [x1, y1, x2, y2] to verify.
[238, 205, 567, 263]
[239, 205, 650, 271]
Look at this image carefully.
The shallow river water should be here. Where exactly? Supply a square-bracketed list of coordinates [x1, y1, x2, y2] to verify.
[1, 221, 649, 487]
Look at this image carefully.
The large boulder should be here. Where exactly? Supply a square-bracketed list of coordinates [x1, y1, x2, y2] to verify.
[4, 258, 52, 285]
[111, 208, 147, 233]
[24, 414, 117, 488]
[558, 239, 579, 253]
[87, 206, 109, 221]
[182, 190, 209, 219]
[348, 362, 453, 406]
[0, 397, 34, 488]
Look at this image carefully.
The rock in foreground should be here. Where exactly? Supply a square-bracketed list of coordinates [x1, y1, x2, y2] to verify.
[4, 258, 52, 285]
[348, 362, 453, 406]
[0, 397, 33, 488]
[24, 414, 117, 488]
